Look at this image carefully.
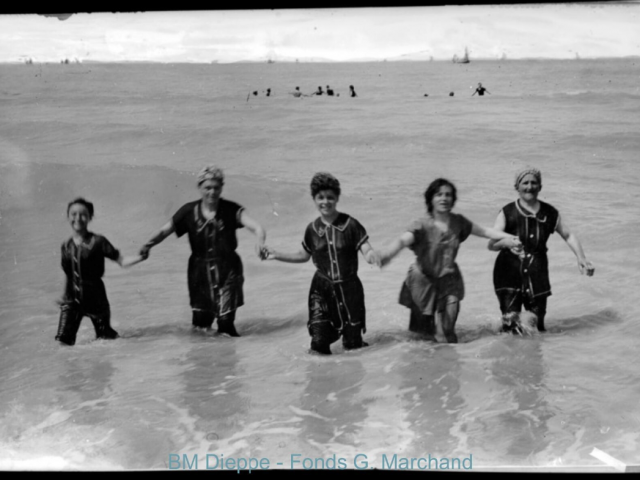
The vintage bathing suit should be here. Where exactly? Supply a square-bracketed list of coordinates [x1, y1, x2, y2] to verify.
[55, 233, 120, 345]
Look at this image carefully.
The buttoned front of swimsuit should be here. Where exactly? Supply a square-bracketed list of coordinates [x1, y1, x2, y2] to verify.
[60, 233, 120, 311]
[56, 233, 121, 344]
[493, 200, 559, 300]
[172, 198, 245, 316]
[302, 213, 368, 336]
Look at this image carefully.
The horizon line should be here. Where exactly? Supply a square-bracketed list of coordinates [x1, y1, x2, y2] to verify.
[4, 56, 640, 65]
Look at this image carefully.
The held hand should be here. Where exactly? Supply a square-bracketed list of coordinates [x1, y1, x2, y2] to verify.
[139, 245, 151, 259]
[255, 243, 267, 260]
[378, 251, 391, 268]
[262, 246, 277, 261]
[578, 259, 595, 277]
[510, 236, 522, 249]
[508, 237, 524, 258]
[366, 249, 382, 268]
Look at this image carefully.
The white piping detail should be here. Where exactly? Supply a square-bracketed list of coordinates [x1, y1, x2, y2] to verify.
[355, 234, 369, 252]
[515, 199, 547, 223]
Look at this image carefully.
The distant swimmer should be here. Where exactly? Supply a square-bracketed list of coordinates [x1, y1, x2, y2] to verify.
[449, 92, 454, 97]
[312, 86, 324, 96]
[290, 86, 307, 98]
[266, 88, 271, 97]
[253, 91, 258, 96]
[472, 83, 491, 96]
[423, 94, 429, 97]
[349, 85, 357, 97]
[326, 85, 334, 96]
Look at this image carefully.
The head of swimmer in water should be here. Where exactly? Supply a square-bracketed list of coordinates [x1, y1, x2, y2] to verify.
[67, 197, 94, 234]
[424, 178, 457, 216]
[310, 172, 341, 219]
[197, 165, 225, 205]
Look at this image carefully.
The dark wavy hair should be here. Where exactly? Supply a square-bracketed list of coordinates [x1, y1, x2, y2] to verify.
[310, 172, 341, 198]
[424, 178, 457, 215]
[67, 197, 94, 219]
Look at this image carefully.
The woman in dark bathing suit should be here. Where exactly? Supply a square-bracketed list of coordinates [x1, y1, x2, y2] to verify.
[263, 173, 380, 354]
[488, 167, 595, 332]
[140, 166, 266, 336]
[56, 198, 146, 345]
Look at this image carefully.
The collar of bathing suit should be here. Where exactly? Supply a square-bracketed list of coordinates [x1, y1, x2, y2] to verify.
[313, 214, 350, 235]
[516, 199, 547, 223]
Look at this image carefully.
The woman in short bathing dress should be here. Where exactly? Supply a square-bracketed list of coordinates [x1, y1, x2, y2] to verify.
[139, 165, 266, 336]
[378, 178, 520, 343]
[264, 172, 380, 354]
[56, 197, 146, 346]
[488, 167, 595, 331]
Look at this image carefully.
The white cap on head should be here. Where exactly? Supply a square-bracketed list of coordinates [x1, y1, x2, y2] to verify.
[197, 165, 224, 186]
[514, 167, 541, 190]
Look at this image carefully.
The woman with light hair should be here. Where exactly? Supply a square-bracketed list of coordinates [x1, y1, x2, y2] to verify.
[489, 167, 595, 332]
[140, 166, 266, 336]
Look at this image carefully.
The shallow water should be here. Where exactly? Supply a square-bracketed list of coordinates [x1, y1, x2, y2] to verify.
[0, 59, 639, 471]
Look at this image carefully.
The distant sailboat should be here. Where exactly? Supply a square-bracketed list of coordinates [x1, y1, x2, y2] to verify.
[452, 47, 470, 64]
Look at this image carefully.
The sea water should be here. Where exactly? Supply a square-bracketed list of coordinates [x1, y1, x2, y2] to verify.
[0, 59, 639, 470]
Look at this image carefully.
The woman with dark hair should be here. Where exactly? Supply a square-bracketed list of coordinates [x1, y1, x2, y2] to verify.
[488, 167, 594, 332]
[264, 172, 380, 355]
[56, 197, 146, 345]
[378, 178, 520, 343]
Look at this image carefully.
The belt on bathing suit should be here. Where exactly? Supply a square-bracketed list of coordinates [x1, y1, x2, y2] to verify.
[315, 270, 357, 285]
[192, 255, 222, 262]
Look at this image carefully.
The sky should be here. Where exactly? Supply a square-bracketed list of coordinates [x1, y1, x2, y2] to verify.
[1, 4, 639, 63]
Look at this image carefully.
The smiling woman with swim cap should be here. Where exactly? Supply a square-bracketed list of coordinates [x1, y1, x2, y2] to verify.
[488, 167, 595, 332]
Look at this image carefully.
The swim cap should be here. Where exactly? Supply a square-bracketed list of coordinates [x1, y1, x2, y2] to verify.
[197, 165, 225, 186]
[514, 167, 541, 190]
